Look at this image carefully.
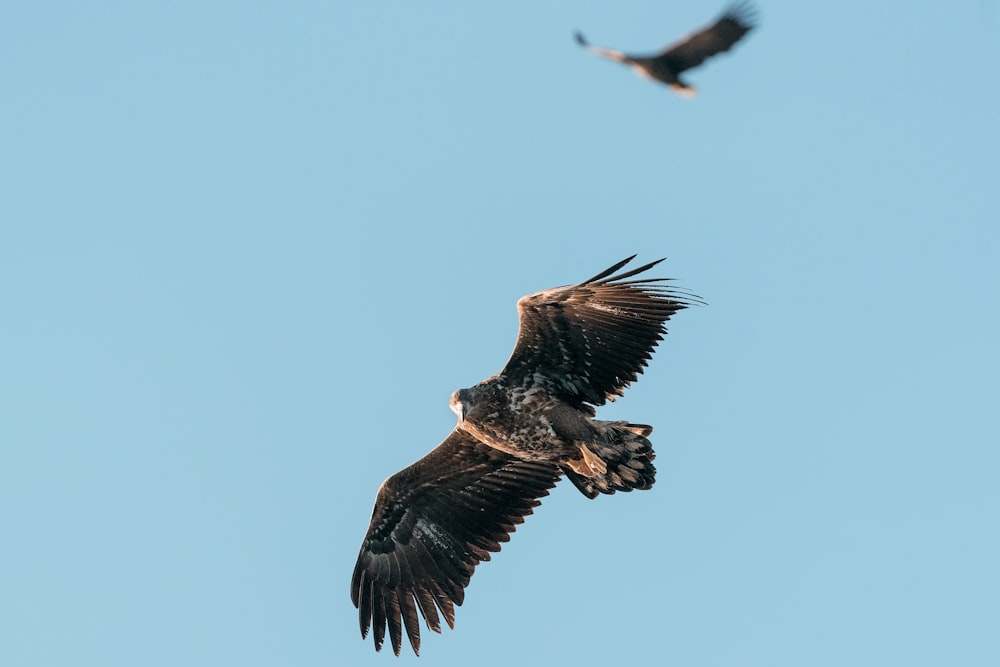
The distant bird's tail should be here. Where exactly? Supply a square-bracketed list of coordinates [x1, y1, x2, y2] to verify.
[562, 422, 656, 499]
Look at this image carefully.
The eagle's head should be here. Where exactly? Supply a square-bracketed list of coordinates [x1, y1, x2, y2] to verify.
[449, 389, 470, 423]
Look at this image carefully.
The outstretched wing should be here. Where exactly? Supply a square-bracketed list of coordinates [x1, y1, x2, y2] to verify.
[573, 30, 629, 64]
[351, 429, 560, 656]
[655, 2, 756, 74]
[499, 256, 700, 409]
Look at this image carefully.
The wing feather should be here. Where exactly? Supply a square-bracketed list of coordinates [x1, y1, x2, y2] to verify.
[412, 582, 441, 634]
[357, 578, 373, 638]
[499, 256, 701, 407]
[372, 590, 387, 651]
[351, 429, 561, 655]
[397, 587, 421, 654]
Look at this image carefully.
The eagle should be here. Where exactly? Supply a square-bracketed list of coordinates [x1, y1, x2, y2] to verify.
[351, 256, 700, 655]
[574, 2, 756, 96]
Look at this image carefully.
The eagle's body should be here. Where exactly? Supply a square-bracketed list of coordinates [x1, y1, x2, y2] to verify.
[575, 2, 756, 95]
[451, 379, 654, 490]
[351, 256, 699, 655]
[451, 381, 570, 461]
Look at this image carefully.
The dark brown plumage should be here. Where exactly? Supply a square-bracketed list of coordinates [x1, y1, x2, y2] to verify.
[351, 256, 700, 655]
[575, 2, 757, 95]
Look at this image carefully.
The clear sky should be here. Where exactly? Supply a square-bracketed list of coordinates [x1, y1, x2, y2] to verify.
[2, 1, 999, 665]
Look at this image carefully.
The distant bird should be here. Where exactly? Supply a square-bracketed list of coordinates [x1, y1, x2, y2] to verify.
[575, 2, 756, 96]
[351, 256, 700, 655]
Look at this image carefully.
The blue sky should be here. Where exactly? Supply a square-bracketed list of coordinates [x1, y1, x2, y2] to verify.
[2, 1, 999, 665]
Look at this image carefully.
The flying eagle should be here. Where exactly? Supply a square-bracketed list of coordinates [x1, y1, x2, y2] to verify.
[574, 2, 756, 96]
[351, 256, 699, 655]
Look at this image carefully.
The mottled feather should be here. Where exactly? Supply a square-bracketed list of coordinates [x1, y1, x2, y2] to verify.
[351, 429, 560, 655]
[500, 255, 700, 409]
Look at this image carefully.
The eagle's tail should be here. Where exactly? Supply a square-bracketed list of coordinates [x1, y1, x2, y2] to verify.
[562, 422, 656, 499]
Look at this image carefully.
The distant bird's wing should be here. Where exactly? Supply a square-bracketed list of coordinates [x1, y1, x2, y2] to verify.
[574, 30, 629, 63]
[351, 429, 560, 656]
[499, 256, 699, 409]
[655, 2, 756, 74]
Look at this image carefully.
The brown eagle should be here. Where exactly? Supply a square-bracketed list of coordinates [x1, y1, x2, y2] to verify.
[575, 2, 756, 96]
[351, 256, 700, 655]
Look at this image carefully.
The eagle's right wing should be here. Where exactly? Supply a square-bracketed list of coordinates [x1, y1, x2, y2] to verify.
[351, 429, 560, 656]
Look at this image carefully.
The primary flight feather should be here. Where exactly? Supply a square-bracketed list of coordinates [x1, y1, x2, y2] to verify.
[351, 256, 700, 655]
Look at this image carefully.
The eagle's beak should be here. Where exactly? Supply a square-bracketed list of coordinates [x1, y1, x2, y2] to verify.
[450, 392, 468, 424]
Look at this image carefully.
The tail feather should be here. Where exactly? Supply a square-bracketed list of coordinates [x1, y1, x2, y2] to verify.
[561, 422, 656, 499]
[622, 422, 653, 436]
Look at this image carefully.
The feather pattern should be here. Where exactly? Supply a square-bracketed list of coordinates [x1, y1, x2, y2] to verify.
[500, 255, 700, 408]
[351, 429, 560, 655]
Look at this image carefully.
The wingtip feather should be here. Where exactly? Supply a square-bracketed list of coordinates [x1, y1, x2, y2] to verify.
[579, 255, 637, 285]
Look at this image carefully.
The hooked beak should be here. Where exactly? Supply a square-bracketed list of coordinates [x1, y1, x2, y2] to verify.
[450, 392, 468, 425]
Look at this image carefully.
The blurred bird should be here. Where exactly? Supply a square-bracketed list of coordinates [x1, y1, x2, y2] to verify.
[575, 2, 757, 96]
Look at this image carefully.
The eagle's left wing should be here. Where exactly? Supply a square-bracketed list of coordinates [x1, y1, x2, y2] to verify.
[351, 428, 560, 655]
